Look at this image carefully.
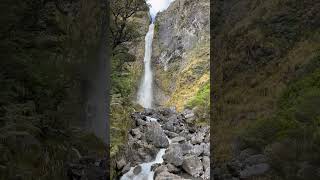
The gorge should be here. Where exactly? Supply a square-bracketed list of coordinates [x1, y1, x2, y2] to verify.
[114, 0, 210, 179]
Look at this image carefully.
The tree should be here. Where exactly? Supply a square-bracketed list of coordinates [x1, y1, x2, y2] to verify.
[110, 0, 148, 49]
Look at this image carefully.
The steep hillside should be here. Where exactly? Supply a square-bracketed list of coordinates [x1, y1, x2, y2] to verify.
[153, 0, 210, 122]
[109, 10, 150, 179]
[212, 0, 320, 179]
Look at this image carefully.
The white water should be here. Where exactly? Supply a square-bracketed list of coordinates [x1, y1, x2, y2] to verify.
[120, 117, 172, 180]
[137, 24, 155, 108]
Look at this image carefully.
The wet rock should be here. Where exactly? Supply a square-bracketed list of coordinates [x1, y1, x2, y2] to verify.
[133, 165, 142, 175]
[240, 163, 270, 178]
[182, 155, 203, 177]
[146, 122, 169, 148]
[151, 163, 161, 171]
[121, 163, 131, 174]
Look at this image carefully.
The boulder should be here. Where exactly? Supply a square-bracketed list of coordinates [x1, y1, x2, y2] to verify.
[163, 145, 184, 166]
[116, 158, 126, 170]
[154, 165, 168, 177]
[155, 170, 185, 180]
[131, 128, 142, 139]
[180, 142, 193, 155]
[191, 132, 205, 144]
[171, 136, 186, 143]
[146, 122, 169, 148]
[136, 118, 147, 126]
[133, 165, 142, 175]
[121, 163, 131, 174]
[191, 144, 204, 156]
[182, 156, 203, 177]
[166, 163, 180, 173]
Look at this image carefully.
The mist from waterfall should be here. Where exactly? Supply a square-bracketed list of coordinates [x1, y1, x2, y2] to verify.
[137, 23, 155, 108]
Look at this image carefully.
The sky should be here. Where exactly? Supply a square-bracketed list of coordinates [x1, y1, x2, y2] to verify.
[147, 0, 175, 19]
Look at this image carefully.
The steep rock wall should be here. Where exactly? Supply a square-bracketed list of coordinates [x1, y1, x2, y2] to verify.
[152, 0, 210, 113]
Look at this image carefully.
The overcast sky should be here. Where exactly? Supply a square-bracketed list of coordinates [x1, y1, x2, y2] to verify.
[147, 0, 175, 19]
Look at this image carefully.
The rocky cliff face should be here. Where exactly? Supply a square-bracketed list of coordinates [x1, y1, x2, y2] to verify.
[152, 0, 210, 114]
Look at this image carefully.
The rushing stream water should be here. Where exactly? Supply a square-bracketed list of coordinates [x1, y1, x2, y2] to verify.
[137, 23, 155, 109]
[120, 117, 171, 180]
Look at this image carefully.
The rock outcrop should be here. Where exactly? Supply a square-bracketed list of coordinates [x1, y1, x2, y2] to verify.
[152, 0, 210, 112]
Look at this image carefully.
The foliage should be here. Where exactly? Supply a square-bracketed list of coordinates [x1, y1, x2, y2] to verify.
[238, 57, 320, 179]
[110, 0, 148, 48]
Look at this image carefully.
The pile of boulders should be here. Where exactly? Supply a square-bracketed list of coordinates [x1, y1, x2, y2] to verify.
[116, 107, 210, 180]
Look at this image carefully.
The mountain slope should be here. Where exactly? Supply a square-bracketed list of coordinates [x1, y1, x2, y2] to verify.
[212, 0, 320, 179]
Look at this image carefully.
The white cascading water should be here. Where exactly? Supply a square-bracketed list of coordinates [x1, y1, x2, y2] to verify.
[137, 23, 155, 108]
[120, 117, 171, 180]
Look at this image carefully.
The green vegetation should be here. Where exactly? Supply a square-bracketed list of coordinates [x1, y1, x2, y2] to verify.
[238, 58, 320, 179]
[186, 82, 210, 124]
[109, 0, 148, 178]
[212, 0, 320, 179]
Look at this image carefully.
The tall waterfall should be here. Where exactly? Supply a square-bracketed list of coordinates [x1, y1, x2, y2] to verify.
[137, 23, 155, 108]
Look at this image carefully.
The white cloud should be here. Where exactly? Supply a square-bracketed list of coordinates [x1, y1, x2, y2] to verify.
[147, 0, 174, 19]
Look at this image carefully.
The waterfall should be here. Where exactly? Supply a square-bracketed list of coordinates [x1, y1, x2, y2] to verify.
[137, 23, 155, 108]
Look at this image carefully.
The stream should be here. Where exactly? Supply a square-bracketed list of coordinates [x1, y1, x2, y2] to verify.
[120, 117, 171, 180]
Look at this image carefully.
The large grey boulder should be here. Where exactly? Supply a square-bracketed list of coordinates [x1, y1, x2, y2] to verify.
[146, 122, 169, 148]
[191, 144, 204, 157]
[182, 156, 203, 177]
[163, 145, 184, 166]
